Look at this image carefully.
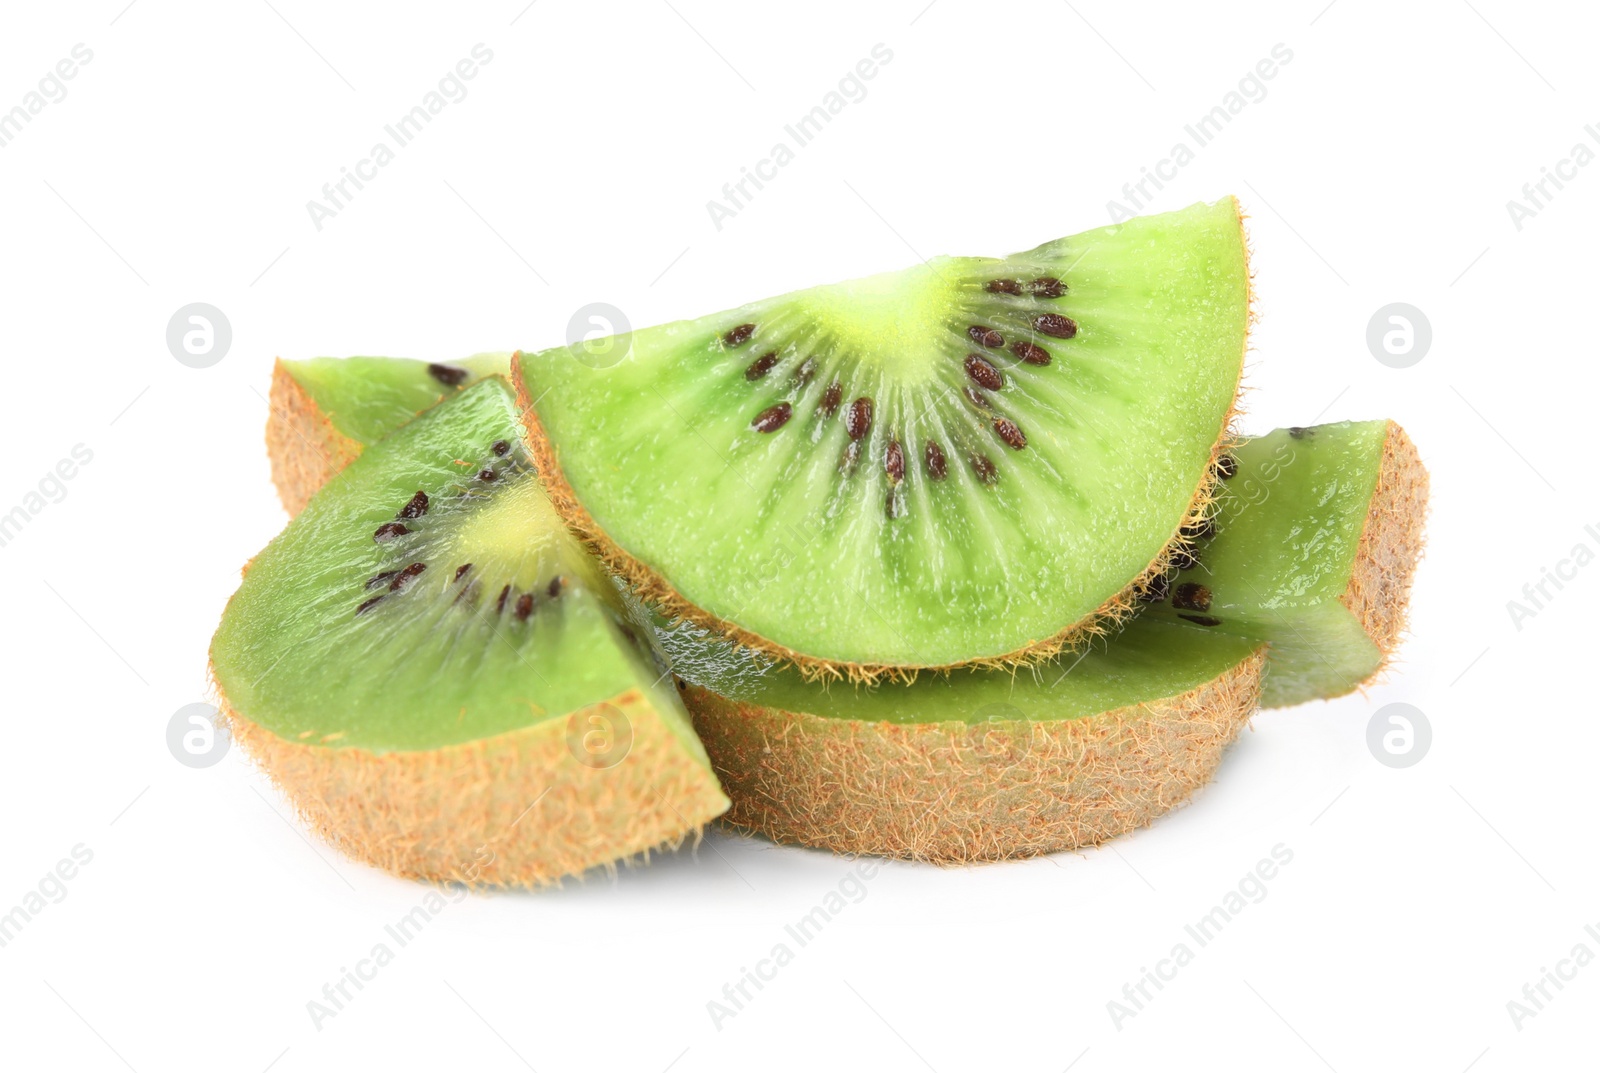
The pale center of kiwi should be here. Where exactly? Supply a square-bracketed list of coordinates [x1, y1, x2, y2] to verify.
[444, 471, 563, 586]
[798, 261, 957, 387]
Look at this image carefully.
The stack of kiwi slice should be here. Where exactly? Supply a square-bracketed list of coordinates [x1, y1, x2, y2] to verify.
[215, 197, 1428, 885]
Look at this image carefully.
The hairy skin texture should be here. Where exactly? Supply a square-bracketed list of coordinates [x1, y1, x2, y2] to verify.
[266, 359, 361, 516]
[515, 358, 1245, 686]
[682, 650, 1265, 863]
[1336, 421, 1430, 697]
[216, 685, 729, 887]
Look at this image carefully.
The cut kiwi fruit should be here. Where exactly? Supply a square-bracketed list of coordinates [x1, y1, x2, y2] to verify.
[515, 199, 1252, 681]
[268, 353, 509, 515]
[663, 616, 1264, 862]
[213, 377, 728, 887]
[1141, 419, 1428, 707]
[244, 359, 1424, 864]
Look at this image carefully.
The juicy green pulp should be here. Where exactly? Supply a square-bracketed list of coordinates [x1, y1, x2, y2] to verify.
[212, 378, 707, 760]
[1144, 421, 1393, 707]
[520, 199, 1250, 667]
[660, 615, 1258, 726]
[284, 353, 509, 445]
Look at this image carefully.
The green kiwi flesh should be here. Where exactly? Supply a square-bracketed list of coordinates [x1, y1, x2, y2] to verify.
[282, 353, 510, 445]
[1140, 420, 1428, 707]
[213, 377, 728, 886]
[516, 199, 1251, 678]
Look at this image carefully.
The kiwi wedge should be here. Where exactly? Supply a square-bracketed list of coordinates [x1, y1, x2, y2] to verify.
[213, 377, 728, 887]
[268, 353, 509, 514]
[1143, 420, 1428, 707]
[515, 199, 1252, 681]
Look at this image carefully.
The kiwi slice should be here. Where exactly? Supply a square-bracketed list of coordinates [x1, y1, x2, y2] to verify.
[268, 353, 509, 514]
[515, 199, 1252, 681]
[1141, 419, 1428, 707]
[664, 616, 1264, 863]
[213, 377, 728, 887]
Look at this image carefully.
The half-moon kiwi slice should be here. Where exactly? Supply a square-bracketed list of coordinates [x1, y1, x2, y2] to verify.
[268, 353, 509, 514]
[664, 616, 1264, 863]
[213, 377, 728, 887]
[516, 199, 1252, 681]
[1141, 419, 1429, 707]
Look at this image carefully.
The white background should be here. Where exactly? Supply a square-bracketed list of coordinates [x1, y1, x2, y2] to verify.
[1, 1, 1595, 1069]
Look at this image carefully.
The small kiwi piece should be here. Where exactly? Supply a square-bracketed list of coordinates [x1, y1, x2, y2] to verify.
[516, 199, 1252, 682]
[268, 353, 510, 515]
[1142, 419, 1429, 707]
[214, 377, 728, 887]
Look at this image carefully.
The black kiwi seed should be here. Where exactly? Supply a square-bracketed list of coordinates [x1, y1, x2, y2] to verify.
[793, 357, 817, 387]
[547, 576, 564, 598]
[1028, 277, 1066, 298]
[428, 363, 468, 386]
[885, 439, 905, 485]
[1172, 582, 1213, 612]
[745, 352, 779, 381]
[356, 594, 386, 615]
[495, 585, 511, 614]
[1181, 518, 1217, 542]
[967, 325, 1004, 349]
[1288, 426, 1313, 439]
[365, 570, 399, 590]
[477, 468, 497, 482]
[963, 385, 992, 410]
[397, 491, 429, 520]
[751, 403, 793, 433]
[1139, 574, 1171, 603]
[1216, 454, 1239, 480]
[723, 323, 756, 347]
[994, 417, 1027, 450]
[969, 451, 998, 485]
[924, 441, 948, 480]
[1170, 546, 1199, 571]
[965, 354, 1004, 391]
[819, 380, 843, 417]
[492, 440, 511, 456]
[1012, 341, 1051, 366]
[373, 522, 409, 543]
[985, 278, 1022, 295]
[514, 593, 535, 621]
[1178, 613, 1223, 627]
[453, 564, 473, 582]
[389, 562, 427, 591]
[1032, 313, 1078, 339]
[846, 397, 874, 441]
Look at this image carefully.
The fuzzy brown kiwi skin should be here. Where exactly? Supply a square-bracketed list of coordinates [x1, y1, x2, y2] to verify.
[266, 359, 363, 516]
[1325, 420, 1430, 701]
[511, 199, 1253, 687]
[212, 678, 730, 888]
[682, 648, 1265, 863]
